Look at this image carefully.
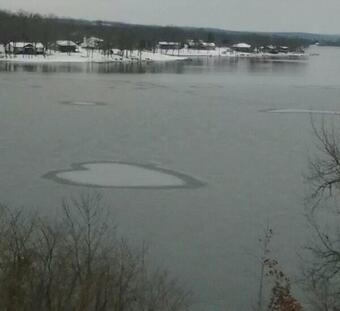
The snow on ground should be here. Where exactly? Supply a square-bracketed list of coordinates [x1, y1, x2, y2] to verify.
[0, 48, 188, 64]
[0, 46, 308, 64]
[128, 50, 187, 61]
[156, 48, 308, 60]
[157, 47, 237, 58]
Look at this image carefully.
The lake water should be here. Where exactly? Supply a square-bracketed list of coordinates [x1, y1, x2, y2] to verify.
[0, 46, 339, 309]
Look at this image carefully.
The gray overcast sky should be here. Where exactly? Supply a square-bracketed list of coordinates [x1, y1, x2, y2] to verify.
[1, 0, 340, 34]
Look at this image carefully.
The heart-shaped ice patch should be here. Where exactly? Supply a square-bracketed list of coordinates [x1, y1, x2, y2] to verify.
[43, 162, 204, 189]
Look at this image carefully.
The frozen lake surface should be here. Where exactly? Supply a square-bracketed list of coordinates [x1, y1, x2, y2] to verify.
[0, 46, 338, 310]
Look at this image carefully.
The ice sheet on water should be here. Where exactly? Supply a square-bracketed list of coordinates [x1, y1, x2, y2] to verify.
[293, 84, 340, 90]
[262, 108, 340, 115]
[43, 162, 204, 189]
[60, 101, 107, 106]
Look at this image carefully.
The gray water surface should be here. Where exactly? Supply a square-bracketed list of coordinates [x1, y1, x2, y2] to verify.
[0, 46, 338, 309]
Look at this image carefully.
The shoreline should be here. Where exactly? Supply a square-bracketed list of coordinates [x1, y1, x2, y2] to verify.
[0, 50, 189, 64]
[0, 47, 309, 64]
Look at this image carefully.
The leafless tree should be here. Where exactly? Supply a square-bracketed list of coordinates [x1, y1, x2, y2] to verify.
[302, 211, 340, 311]
[0, 194, 190, 311]
[307, 119, 340, 202]
[303, 119, 340, 310]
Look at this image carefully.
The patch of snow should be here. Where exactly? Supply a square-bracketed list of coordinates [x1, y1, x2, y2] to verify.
[156, 47, 236, 58]
[0, 48, 188, 64]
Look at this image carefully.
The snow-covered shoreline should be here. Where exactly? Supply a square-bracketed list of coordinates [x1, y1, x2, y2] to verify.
[157, 47, 308, 60]
[157, 47, 237, 58]
[0, 49, 188, 64]
[0, 47, 309, 65]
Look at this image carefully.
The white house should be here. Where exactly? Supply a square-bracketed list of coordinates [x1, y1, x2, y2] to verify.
[81, 37, 104, 49]
[55, 41, 78, 53]
[5, 42, 45, 55]
[199, 41, 216, 50]
[186, 39, 216, 50]
[232, 43, 252, 53]
[157, 42, 181, 50]
[6, 42, 33, 54]
[35, 43, 45, 54]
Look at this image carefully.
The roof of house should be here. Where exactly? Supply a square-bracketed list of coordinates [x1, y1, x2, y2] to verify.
[56, 40, 77, 47]
[88, 37, 104, 42]
[201, 42, 216, 47]
[158, 41, 180, 45]
[7, 42, 34, 48]
[232, 43, 251, 48]
[35, 43, 45, 48]
[81, 37, 104, 48]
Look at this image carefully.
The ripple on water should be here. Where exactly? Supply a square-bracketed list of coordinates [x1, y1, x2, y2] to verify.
[43, 162, 204, 189]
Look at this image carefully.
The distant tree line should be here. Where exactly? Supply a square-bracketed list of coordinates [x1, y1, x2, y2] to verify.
[0, 9, 319, 52]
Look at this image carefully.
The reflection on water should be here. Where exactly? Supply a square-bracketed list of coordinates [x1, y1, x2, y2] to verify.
[0, 61, 186, 74]
[0, 57, 308, 75]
